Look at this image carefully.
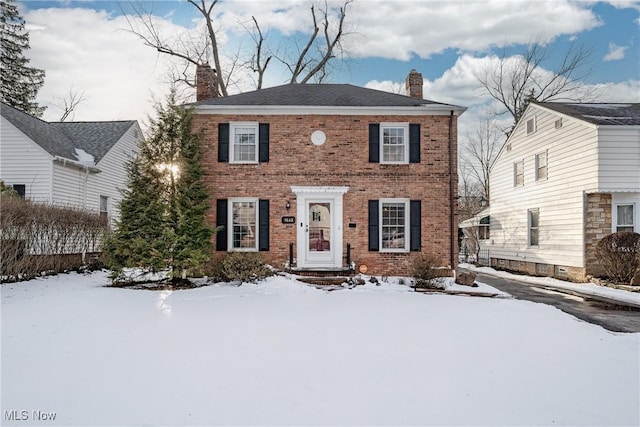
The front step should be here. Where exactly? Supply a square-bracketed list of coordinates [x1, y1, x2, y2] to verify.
[287, 267, 354, 278]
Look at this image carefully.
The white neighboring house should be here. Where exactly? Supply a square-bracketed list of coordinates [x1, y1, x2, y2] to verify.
[0, 102, 141, 223]
[459, 207, 491, 264]
[488, 102, 640, 282]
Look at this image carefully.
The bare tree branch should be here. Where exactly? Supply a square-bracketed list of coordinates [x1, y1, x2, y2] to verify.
[475, 35, 595, 133]
[56, 88, 86, 122]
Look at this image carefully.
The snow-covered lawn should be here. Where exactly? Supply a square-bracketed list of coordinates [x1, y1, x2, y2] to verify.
[2, 271, 638, 426]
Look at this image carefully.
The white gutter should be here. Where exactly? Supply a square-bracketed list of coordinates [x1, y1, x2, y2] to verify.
[53, 156, 102, 173]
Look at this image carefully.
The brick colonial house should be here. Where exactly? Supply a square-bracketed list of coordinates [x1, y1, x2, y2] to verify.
[488, 102, 640, 281]
[191, 67, 465, 275]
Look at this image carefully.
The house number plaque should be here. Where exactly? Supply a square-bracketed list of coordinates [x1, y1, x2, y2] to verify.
[281, 216, 296, 224]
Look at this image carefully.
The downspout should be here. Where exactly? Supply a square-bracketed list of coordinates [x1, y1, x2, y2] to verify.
[448, 110, 456, 271]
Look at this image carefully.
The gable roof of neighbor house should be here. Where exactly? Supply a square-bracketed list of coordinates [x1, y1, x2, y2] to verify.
[534, 102, 640, 126]
[193, 83, 464, 110]
[1, 102, 137, 164]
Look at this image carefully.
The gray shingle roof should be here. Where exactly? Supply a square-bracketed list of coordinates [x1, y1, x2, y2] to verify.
[1, 102, 136, 163]
[193, 83, 459, 108]
[536, 102, 640, 126]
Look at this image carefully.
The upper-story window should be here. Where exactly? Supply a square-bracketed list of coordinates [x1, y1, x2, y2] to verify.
[514, 160, 524, 187]
[615, 204, 635, 232]
[535, 151, 548, 181]
[380, 123, 409, 164]
[230, 122, 258, 163]
[526, 116, 536, 135]
[99, 195, 109, 219]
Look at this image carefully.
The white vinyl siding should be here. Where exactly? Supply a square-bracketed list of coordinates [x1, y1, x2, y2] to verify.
[489, 105, 600, 268]
[0, 117, 52, 202]
[597, 126, 640, 192]
[86, 124, 139, 222]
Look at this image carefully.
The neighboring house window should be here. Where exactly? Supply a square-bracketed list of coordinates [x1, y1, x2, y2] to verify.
[229, 199, 258, 250]
[479, 216, 490, 240]
[526, 116, 536, 135]
[514, 160, 524, 187]
[615, 204, 635, 232]
[380, 123, 409, 164]
[528, 209, 539, 246]
[535, 151, 548, 181]
[12, 184, 25, 199]
[380, 199, 409, 252]
[554, 118, 563, 129]
[99, 195, 108, 219]
[230, 122, 259, 163]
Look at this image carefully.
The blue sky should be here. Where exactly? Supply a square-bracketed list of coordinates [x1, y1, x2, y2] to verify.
[18, 0, 640, 133]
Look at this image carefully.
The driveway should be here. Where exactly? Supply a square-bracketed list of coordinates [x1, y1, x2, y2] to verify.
[469, 271, 640, 333]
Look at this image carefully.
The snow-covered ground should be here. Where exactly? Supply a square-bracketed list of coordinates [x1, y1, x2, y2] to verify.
[2, 271, 639, 426]
[461, 263, 640, 307]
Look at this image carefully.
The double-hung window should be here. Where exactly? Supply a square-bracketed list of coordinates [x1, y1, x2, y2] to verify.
[514, 160, 524, 187]
[380, 199, 409, 251]
[380, 123, 409, 164]
[99, 195, 108, 219]
[535, 151, 548, 181]
[528, 209, 539, 247]
[230, 122, 258, 163]
[229, 198, 258, 251]
[479, 216, 490, 240]
[615, 204, 635, 232]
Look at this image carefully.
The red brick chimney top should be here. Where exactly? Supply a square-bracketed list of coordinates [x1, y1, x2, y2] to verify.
[405, 69, 423, 99]
[196, 64, 219, 101]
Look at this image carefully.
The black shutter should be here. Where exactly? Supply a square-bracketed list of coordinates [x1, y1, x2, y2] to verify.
[258, 199, 269, 251]
[409, 124, 420, 163]
[368, 200, 379, 251]
[369, 124, 380, 163]
[259, 123, 269, 163]
[410, 200, 421, 251]
[218, 123, 229, 162]
[216, 199, 228, 251]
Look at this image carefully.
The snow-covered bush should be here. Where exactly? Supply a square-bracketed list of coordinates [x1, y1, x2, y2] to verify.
[211, 252, 274, 284]
[595, 232, 640, 284]
[410, 255, 446, 289]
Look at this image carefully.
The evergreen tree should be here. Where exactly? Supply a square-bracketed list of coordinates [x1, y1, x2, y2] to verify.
[104, 90, 213, 283]
[0, 0, 46, 117]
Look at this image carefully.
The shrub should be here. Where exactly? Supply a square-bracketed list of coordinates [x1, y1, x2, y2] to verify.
[211, 252, 273, 284]
[410, 254, 446, 289]
[595, 232, 640, 284]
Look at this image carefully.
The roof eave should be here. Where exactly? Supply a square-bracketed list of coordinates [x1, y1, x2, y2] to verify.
[192, 104, 466, 116]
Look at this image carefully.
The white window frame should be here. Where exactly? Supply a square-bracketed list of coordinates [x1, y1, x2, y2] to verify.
[526, 116, 536, 135]
[229, 122, 259, 164]
[379, 198, 410, 253]
[528, 208, 539, 247]
[514, 160, 524, 187]
[380, 122, 409, 164]
[613, 203, 636, 233]
[535, 150, 548, 181]
[228, 197, 259, 251]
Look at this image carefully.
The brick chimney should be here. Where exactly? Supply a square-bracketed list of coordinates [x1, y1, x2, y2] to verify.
[196, 63, 219, 101]
[405, 69, 423, 99]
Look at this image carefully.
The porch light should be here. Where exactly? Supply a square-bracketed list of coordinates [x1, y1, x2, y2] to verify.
[285, 201, 291, 210]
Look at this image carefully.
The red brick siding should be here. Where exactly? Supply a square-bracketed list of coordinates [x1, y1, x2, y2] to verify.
[193, 113, 458, 276]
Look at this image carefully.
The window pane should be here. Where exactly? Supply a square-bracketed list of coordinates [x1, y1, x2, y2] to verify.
[530, 228, 539, 246]
[617, 205, 634, 227]
[381, 202, 406, 249]
[536, 152, 547, 180]
[232, 201, 256, 249]
[233, 126, 257, 162]
[529, 209, 539, 246]
[382, 127, 406, 162]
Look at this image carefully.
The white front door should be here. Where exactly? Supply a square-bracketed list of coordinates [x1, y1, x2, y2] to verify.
[291, 186, 348, 269]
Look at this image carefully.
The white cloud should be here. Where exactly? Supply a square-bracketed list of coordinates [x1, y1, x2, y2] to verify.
[25, 7, 176, 123]
[603, 43, 628, 61]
